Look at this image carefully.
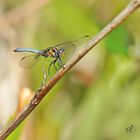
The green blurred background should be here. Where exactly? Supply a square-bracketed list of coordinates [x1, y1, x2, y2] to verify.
[0, 0, 140, 140]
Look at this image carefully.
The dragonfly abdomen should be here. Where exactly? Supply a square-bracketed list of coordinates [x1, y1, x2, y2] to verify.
[13, 48, 41, 54]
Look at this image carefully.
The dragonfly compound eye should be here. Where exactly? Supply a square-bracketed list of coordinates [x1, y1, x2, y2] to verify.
[59, 48, 65, 55]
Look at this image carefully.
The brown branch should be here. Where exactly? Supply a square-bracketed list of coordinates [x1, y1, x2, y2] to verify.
[0, 0, 51, 28]
[0, 0, 140, 139]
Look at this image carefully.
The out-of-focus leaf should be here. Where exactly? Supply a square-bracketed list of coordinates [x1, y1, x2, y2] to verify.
[106, 25, 129, 54]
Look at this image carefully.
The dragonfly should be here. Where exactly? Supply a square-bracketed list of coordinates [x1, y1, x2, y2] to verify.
[14, 35, 91, 85]
[14, 35, 91, 72]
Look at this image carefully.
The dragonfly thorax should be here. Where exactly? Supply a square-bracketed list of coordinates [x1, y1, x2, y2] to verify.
[46, 47, 65, 58]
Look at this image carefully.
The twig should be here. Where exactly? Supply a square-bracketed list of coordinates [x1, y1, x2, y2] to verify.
[0, 0, 140, 139]
[0, 0, 51, 28]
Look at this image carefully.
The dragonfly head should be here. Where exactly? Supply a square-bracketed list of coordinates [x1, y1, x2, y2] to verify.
[58, 48, 65, 56]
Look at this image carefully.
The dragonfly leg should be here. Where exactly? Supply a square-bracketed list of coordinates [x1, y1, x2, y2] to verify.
[58, 57, 64, 69]
[48, 61, 53, 75]
[48, 59, 57, 74]
[53, 59, 58, 71]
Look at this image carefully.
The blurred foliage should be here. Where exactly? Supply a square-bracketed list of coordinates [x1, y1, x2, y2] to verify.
[1, 0, 140, 140]
[106, 25, 129, 54]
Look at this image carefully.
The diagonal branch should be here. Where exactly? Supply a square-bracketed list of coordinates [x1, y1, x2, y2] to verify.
[0, 0, 140, 139]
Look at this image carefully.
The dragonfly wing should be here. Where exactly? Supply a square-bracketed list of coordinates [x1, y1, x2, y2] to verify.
[56, 41, 76, 63]
[19, 54, 41, 68]
[54, 35, 91, 63]
[71, 35, 91, 47]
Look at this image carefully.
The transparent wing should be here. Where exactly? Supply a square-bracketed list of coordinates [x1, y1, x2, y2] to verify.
[19, 54, 41, 68]
[54, 35, 91, 63]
